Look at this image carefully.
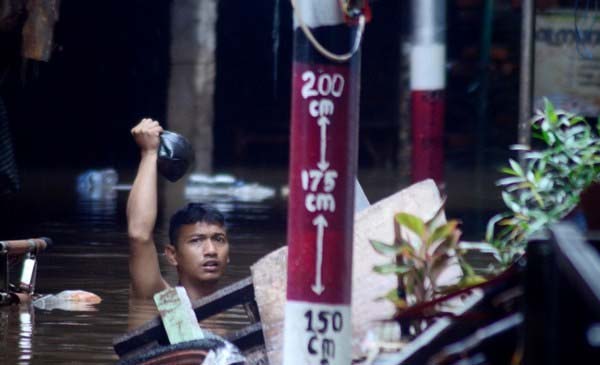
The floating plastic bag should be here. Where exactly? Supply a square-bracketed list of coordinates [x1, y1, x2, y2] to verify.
[158, 131, 195, 182]
[201, 335, 246, 365]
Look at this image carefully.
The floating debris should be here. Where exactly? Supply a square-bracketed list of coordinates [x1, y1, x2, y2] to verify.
[76, 168, 119, 200]
[33, 290, 102, 311]
[184, 173, 276, 202]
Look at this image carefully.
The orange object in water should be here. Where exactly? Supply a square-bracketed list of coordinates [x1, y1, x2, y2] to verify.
[54, 290, 102, 304]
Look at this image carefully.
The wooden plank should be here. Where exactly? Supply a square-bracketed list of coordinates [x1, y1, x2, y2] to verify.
[113, 319, 169, 358]
[113, 276, 255, 357]
[225, 322, 265, 351]
[192, 276, 255, 321]
[154, 287, 204, 344]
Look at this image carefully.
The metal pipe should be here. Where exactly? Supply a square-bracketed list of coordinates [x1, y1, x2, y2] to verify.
[410, 0, 447, 187]
[475, 0, 495, 239]
[519, 0, 535, 151]
[0, 237, 51, 256]
[412, 0, 446, 45]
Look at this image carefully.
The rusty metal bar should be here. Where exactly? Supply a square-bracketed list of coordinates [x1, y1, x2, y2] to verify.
[0, 237, 51, 256]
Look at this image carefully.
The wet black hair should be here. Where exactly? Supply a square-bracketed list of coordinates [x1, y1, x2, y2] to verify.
[168, 203, 226, 245]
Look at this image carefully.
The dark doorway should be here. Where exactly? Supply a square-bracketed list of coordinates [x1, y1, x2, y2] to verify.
[214, 0, 293, 167]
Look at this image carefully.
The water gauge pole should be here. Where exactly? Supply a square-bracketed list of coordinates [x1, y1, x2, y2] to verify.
[283, 1, 367, 364]
[410, 0, 446, 187]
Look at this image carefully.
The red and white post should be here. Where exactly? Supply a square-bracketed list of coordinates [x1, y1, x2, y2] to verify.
[410, 0, 446, 186]
[284, 1, 361, 364]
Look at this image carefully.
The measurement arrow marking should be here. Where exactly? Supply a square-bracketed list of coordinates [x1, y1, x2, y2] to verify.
[311, 214, 328, 295]
[317, 116, 330, 171]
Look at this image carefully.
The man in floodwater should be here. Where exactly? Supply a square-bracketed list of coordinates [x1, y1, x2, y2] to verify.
[127, 118, 229, 301]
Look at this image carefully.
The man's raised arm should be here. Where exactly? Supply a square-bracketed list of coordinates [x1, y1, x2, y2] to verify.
[127, 118, 169, 299]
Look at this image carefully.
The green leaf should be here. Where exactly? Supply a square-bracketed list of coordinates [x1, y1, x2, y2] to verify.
[547, 132, 557, 146]
[500, 166, 519, 176]
[369, 240, 398, 257]
[459, 274, 487, 288]
[544, 97, 557, 123]
[458, 241, 499, 254]
[395, 212, 425, 237]
[502, 191, 521, 213]
[508, 159, 524, 177]
[428, 220, 459, 247]
[397, 241, 416, 259]
[380, 288, 408, 309]
[570, 116, 587, 125]
[485, 213, 510, 242]
[524, 151, 544, 160]
[373, 263, 413, 275]
[509, 144, 531, 151]
[497, 176, 525, 186]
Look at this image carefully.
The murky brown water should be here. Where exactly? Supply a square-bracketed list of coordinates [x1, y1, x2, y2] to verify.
[0, 167, 502, 364]
[0, 168, 292, 364]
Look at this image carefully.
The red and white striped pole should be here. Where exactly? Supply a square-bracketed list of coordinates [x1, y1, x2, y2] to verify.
[410, 0, 446, 186]
[284, 1, 364, 364]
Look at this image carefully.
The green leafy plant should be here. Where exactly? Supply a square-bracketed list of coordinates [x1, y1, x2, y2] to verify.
[486, 98, 600, 268]
[370, 204, 483, 313]
[370, 99, 600, 319]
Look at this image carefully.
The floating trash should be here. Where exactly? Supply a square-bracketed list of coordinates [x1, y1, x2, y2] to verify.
[184, 173, 276, 202]
[33, 290, 102, 311]
[77, 168, 118, 188]
[76, 168, 132, 200]
[76, 168, 119, 200]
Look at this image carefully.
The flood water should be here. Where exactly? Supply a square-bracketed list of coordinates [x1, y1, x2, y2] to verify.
[0, 166, 503, 364]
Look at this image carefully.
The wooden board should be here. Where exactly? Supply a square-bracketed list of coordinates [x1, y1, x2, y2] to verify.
[154, 287, 205, 344]
[113, 276, 261, 358]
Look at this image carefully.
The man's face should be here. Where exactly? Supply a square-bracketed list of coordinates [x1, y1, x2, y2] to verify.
[173, 222, 229, 284]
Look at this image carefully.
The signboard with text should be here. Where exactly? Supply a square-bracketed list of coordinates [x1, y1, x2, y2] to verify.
[535, 10, 600, 116]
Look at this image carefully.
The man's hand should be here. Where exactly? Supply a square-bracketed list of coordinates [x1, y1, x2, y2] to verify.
[131, 118, 163, 154]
